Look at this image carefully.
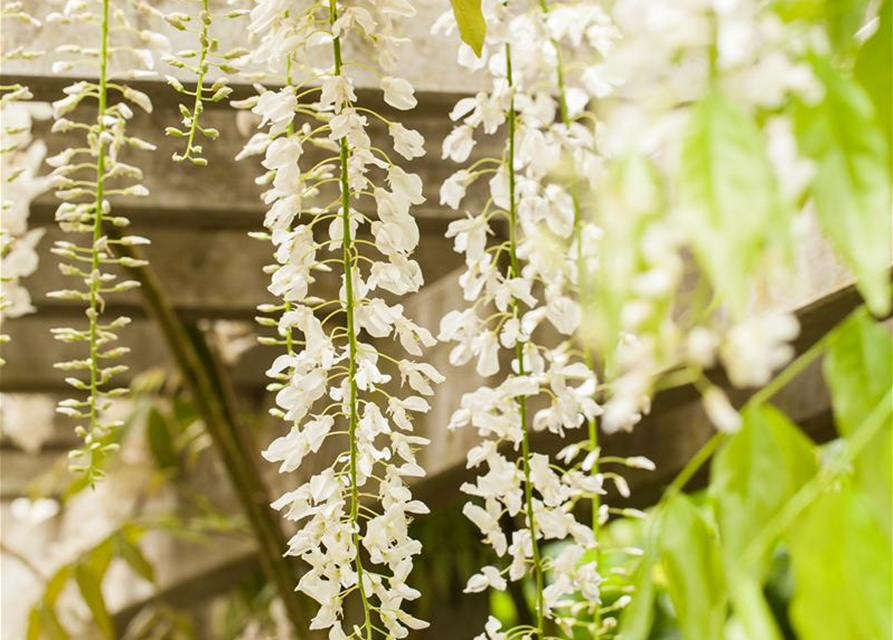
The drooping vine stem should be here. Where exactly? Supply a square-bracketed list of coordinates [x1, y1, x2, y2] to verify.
[538, 2, 603, 633]
[179, 0, 211, 164]
[84, 0, 111, 477]
[330, 1, 373, 636]
[162, 0, 240, 165]
[112, 231, 311, 635]
[663, 309, 854, 500]
[505, 42, 546, 638]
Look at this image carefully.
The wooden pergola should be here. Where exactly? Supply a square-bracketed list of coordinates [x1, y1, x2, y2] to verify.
[1, 4, 886, 636]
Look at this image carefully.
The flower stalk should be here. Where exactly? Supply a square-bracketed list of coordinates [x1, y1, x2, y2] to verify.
[537, 0, 604, 632]
[330, 0, 374, 634]
[47, 0, 159, 483]
[85, 0, 111, 475]
[157, 0, 244, 165]
[506, 41, 546, 638]
[243, 2, 438, 636]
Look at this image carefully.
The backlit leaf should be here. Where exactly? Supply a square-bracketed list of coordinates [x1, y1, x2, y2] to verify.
[74, 563, 114, 639]
[710, 405, 817, 575]
[658, 495, 727, 640]
[787, 481, 892, 640]
[678, 88, 787, 316]
[146, 407, 178, 471]
[116, 530, 156, 583]
[796, 58, 892, 315]
[854, 0, 892, 139]
[448, 0, 486, 57]
[823, 313, 893, 536]
[618, 542, 657, 640]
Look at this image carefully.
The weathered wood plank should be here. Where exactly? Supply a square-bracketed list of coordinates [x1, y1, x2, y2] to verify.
[104, 345, 842, 625]
[0, 0, 478, 95]
[0, 314, 269, 392]
[4, 73, 497, 230]
[3, 263, 883, 623]
[14, 223, 461, 319]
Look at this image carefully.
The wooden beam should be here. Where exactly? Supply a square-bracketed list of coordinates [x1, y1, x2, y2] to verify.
[102, 339, 843, 626]
[0, 0, 474, 95]
[3, 262, 883, 621]
[5, 73, 497, 231]
[12, 223, 461, 318]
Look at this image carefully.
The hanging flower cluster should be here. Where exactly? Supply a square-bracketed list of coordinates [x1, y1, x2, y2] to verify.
[44, 0, 160, 482]
[239, 1, 439, 637]
[1, 3, 48, 365]
[136, 0, 248, 165]
[434, 1, 652, 636]
[582, 0, 821, 435]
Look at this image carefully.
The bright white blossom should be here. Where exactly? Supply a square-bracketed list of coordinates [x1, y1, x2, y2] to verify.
[245, 2, 438, 637]
[0, 6, 49, 364]
[721, 312, 800, 388]
[433, 1, 641, 636]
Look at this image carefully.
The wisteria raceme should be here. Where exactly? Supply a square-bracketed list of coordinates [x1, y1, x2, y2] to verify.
[433, 1, 656, 637]
[583, 0, 812, 434]
[239, 1, 439, 637]
[0, 104, 48, 364]
[1, 3, 48, 366]
[135, 0, 248, 165]
[44, 0, 160, 482]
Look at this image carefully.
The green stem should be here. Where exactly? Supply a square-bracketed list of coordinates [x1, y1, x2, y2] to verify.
[537, 3, 603, 630]
[181, 0, 210, 162]
[665, 431, 726, 498]
[329, 1, 373, 637]
[85, 0, 111, 480]
[663, 312, 849, 500]
[737, 386, 893, 571]
[505, 42, 546, 639]
[113, 232, 311, 636]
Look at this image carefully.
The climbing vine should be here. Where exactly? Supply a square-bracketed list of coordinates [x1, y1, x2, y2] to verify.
[1, 1, 889, 640]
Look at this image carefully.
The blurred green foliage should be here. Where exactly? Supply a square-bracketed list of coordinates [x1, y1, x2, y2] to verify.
[614, 311, 892, 640]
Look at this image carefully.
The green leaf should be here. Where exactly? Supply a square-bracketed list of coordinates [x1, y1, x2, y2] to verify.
[74, 563, 115, 639]
[146, 407, 178, 471]
[658, 495, 727, 640]
[774, 0, 871, 56]
[824, 0, 871, 56]
[44, 566, 73, 606]
[618, 544, 657, 640]
[710, 406, 817, 640]
[823, 313, 893, 536]
[172, 396, 199, 429]
[448, 0, 486, 57]
[796, 58, 892, 316]
[787, 480, 892, 640]
[115, 530, 156, 583]
[729, 578, 784, 640]
[854, 0, 892, 139]
[61, 472, 92, 502]
[677, 88, 787, 316]
[38, 603, 70, 640]
[85, 537, 116, 580]
[26, 606, 42, 640]
[772, 0, 826, 23]
[710, 405, 818, 576]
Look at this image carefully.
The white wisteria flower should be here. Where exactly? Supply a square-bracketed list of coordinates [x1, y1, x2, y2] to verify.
[244, 2, 438, 637]
[432, 1, 644, 636]
[41, 0, 158, 482]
